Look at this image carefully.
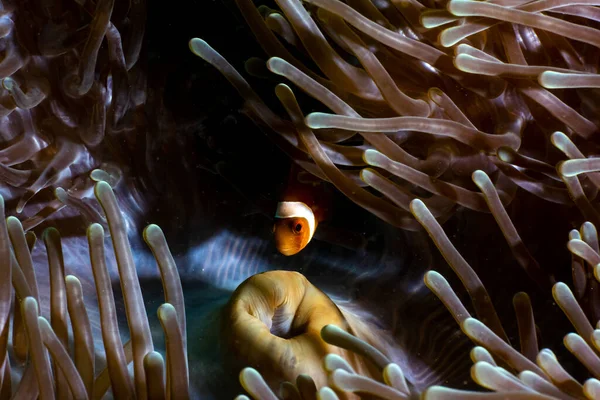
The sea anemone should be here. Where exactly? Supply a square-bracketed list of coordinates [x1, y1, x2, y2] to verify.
[0, 179, 187, 399]
[0, 0, 146, 230]
[221, 270, 392, 389]
[229, 217, 600, 399]
[186, 0, 600, 397]
[5, 0, 600, 397]
[187, 0, 600, 283]
[188, 0, 600, 224]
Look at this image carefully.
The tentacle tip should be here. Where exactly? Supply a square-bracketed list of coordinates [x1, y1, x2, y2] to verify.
[41, 226, 59, 240]
[157, 302, 176, 322]
[2, 76, 14, 91]
[87, 223, 104, 237]
[6, 215, 22, 228]
[22, 296, 38, 312]
[359, 167, 376, 182]
[320, 324, 343, 341]
[304, 112, 325, 129]
[424, 270, 444, 284]
[362, 149, 380, 165]
[471, 169, 487, 185]
[54, 187, 68, 203]
[409, 198, 426, 214]
[65, 275, 80, 285]
[550, 131, 569, 148]
[94, 180, 113, 198]
[143, 224, 163, 242]
[239, 367, 262, 392]
[512, 291, 529, 303]
[265, 56, 281, 72]
[274, 83, 292, 98]
[538, 71, 562, 89]
[438, 29, 460, 48]
[317, 387, 338, 400]
[496, 147, 512, 162]
[189, 38, 211, 59]
[461, 316, 478, 331]
[551, 282, 571, 302]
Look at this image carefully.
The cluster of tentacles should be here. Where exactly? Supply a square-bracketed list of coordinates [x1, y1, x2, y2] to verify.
[234, 216, 600, 399]
[0, 0, 145, 229]
[189, 0, 600, 287]
[186, 0, 600, 397]
[0, 181, 187, 400]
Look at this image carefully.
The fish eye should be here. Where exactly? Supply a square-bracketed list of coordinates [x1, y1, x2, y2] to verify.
[294, 223, 302, 233]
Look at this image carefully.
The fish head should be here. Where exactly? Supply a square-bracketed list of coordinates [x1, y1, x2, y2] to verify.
[273, 216, 312, 256]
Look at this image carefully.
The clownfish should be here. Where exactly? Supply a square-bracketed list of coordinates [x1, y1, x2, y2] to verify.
[273, 164, 331, 256]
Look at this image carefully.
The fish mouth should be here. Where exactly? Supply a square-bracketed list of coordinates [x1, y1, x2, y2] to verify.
[274, 236, 302, 256]
[277, 247, 300, 256]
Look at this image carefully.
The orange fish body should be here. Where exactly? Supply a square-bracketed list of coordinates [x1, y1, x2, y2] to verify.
[273, 165, 331, 256]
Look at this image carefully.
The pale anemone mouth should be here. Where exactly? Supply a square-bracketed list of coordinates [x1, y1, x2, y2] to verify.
[222, 270, 386, 390]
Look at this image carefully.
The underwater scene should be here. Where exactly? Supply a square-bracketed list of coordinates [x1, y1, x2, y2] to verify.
[0, 0, 600, 398]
